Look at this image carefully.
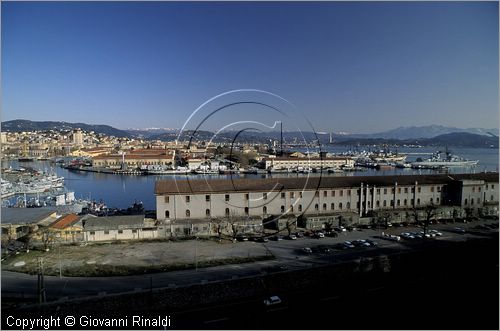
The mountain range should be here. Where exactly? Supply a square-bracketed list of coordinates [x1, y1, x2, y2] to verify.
[1, 120, 498, 148]
[348, 125, 499, 139]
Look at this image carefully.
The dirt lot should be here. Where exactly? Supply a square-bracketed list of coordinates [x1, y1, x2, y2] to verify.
[2, 239, 272, 276]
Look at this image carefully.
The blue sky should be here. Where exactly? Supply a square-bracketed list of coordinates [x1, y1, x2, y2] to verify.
[2, 1, 498, 133]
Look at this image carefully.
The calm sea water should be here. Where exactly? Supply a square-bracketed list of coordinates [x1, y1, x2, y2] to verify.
[3, 146, 498, 210]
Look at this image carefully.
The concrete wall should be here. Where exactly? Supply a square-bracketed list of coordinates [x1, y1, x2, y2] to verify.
[84, 228, 158, 242]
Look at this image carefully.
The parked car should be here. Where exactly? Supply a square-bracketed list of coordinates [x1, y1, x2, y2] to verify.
[256, 237, 269, 243]
[453, 227, 466, 234]
[342, 241, 355, 249]
[429, 230, 443, 236]
[400, 232, 415, 239]
[352, 239, 370, 247]
[313, 232, 325, 239]
[264, 296, 282, 306]
[302, 247, 313, 254]
[285, 234, 297, 240]
[236, 235, 249, 242]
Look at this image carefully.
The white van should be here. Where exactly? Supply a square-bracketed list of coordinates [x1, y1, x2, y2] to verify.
[264, 296, 282, 306]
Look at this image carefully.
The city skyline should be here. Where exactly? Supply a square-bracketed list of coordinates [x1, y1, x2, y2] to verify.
[2, 2, 498, 133]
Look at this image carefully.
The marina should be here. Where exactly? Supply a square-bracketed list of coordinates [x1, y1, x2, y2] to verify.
[1, 146, 496, 211]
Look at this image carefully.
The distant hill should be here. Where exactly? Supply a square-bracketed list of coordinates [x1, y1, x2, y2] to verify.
[335, 132, 498, 148]
[1, 120, 132, 138]
[351, 125, 499, 139]
[424, 132, 499, 148]
[124, 128, 179, 139]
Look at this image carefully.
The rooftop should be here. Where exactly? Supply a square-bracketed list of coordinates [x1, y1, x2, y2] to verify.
[50, 214, 81, 229]
[1, 207, 58, 225]
[155, 172, 499, 195]
[83, 215, 144, 231]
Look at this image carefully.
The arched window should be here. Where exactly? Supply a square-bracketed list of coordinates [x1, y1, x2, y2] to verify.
[225, 208, 230, 216]
[263, 206, 267, 214]
[290, 205, 294, 213]
[314, 204, 319, 211]
[397, 199, 400, 206]
[417, 198, 420, 205]
[383, 200, 387, 207]
[331, 203, 335, 210]
[339, 203, 343, 210]
[376, 201, 380, 207]
[244, 207, 249, 215]
[404, 199, 407, 206]
[464, 198, 468, 205]
[430, 198, 433, 204]
[491, 195, 494, 201]
[185, 209, 190, 217]
[323, 203, 327, 211]
[471, 198, 474, 206]
[298, 204, 302, 212]
[165, 210, 170, 218]
[346, 202, 350, 209]
[206, 209, 210, 217]
[281, 206, 285, 213]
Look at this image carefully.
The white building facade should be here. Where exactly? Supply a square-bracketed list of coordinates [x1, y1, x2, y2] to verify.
[155, 173, 499, 222]
[264, 157, 355, 170]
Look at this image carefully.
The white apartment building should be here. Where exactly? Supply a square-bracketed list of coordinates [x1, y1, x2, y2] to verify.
[264, 157, 354, 170]
[155, 173, 499, 222]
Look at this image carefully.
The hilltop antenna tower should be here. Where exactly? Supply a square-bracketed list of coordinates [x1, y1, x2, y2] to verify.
[280, 121, 283, 156]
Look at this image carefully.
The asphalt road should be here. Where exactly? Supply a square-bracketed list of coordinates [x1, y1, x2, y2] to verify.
[2, 218, 498, 302]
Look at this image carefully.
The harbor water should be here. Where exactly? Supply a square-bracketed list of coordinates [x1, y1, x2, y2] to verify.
[2, 147, 498, 210]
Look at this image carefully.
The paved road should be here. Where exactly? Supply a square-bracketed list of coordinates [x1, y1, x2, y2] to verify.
[2, 218, 498, 302]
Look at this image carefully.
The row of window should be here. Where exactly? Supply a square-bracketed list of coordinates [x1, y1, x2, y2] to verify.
[164, 186, 445, 204]
[164, 196, 441, 218]
[89, 229, 137, 235]
[472, 185, 495, 192]
[464, 197, 491, 206]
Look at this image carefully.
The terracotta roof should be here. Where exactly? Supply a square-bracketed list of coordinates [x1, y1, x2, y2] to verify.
[50, 214, 81, 229]
[155, 172, 498, 195]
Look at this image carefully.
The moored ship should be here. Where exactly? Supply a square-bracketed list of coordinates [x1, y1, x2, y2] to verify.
[411, 149, 479, 168]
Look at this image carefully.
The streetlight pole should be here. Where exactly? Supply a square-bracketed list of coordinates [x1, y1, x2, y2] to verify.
[195, 236, 198, 272]
[58, 245, 62, 278]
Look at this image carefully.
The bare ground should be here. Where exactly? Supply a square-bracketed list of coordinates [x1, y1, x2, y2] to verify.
[2, 239, 272, 276]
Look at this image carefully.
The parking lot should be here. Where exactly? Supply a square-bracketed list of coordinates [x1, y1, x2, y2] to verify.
[257, 217, 499, 268]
